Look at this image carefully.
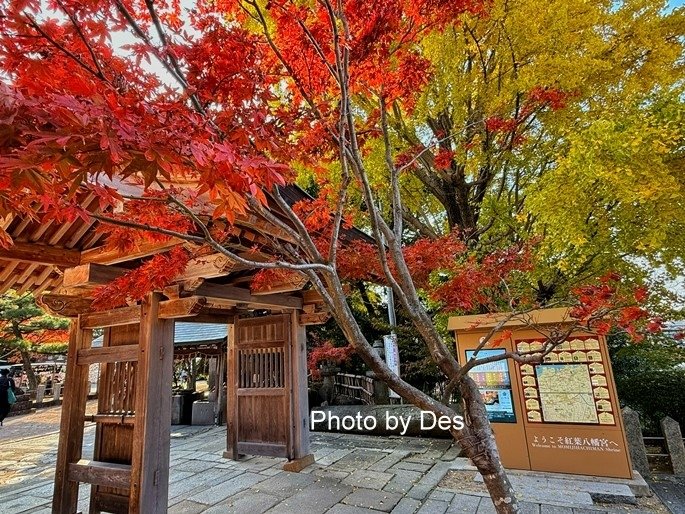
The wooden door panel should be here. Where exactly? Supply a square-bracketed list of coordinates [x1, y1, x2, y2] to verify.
[232, 315, 292, 459]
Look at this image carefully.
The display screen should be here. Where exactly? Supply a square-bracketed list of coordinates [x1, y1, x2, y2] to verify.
[465, 349, 516, 423]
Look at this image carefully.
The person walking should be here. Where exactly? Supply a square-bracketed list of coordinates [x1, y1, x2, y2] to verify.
[0, 368, 16, 426]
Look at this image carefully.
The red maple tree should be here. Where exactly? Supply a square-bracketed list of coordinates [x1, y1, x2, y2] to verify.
[0, 2, 656, 512]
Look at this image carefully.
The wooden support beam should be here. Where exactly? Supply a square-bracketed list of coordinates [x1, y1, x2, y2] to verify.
[64, 253, 236, 292]
[85, 414, 135, 425]
[195, 283, 303, 310]
[80, 305, 141, 329]
[0, 241, 80, 267]
[77, 344, 139, 365]
[129, 293, 173, 514]
[289, 311, 313, 465]
[38, 294, 93, 317]
[158, 296, 207, 319]
[226, 319, 237, 460]
[81, 238, 182, 265]
[298, 312, 331, 326]
[251, 271, 308, 295]
[52, 318, 92, 514]
[62, 263, 126, 289]
[183, 252, 237, 281]
[68, 460, 132, 490]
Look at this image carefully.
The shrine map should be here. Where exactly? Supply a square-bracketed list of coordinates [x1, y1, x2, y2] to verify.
[535, 364, 599, 424]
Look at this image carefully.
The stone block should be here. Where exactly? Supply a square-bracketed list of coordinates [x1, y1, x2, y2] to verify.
[34, 384, 46, 404]
[661, 416, 685, 476]
[622, 407, 650, 478]
[191, 400, 215, 425]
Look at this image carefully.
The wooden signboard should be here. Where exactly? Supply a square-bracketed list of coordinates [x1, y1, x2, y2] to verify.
[448, 308, 633, 479]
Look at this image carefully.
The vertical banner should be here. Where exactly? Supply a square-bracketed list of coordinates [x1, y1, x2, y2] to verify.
[383, 334, 401, 398]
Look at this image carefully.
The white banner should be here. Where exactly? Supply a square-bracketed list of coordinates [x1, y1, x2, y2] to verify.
[383, 334, 400, 398]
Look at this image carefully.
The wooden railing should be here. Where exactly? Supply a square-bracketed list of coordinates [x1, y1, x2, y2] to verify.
[334, 373, 375, 405]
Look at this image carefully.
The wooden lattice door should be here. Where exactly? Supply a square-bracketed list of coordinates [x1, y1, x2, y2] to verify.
[228, 314, 293, 459]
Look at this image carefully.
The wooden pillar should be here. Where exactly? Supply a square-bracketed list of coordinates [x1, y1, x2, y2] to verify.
[226, 320, 237, 459]
[129, 293, 174, 514]
[52, 317, 92, 514]
[283, 311, 314, 471]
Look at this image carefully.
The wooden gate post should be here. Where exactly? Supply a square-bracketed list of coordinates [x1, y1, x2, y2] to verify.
[283, 310, 314, 471]
[52, 317, 92, 514]
[129, 293, 174, 514]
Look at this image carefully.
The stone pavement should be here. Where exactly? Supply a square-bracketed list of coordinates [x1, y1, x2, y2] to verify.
[0, 415, 660, 513]
[650, 476, 685, 514]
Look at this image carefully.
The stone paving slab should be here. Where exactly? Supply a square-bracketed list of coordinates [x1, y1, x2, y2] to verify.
[650, 476, 685, 514]
[203, 490, 281, 514]
[265, 476, 353, 514]
[343, 469, 395, 490]
[342, 488, 403, 512]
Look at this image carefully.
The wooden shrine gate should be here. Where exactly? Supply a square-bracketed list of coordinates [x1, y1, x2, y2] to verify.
[226, 313, 311, 465]
[51, 294, 315, 514]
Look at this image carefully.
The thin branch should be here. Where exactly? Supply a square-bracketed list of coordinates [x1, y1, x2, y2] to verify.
[54, 0, 107, 80]
[23, 13, 102, 80]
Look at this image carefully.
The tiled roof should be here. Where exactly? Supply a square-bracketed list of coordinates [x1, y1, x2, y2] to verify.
[92, 322, 227, 348]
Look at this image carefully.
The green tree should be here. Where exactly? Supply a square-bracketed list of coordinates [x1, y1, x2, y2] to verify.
[0, 292, 70, 390]
[352, 0, 685, 302]
[609, 331, 685, 434]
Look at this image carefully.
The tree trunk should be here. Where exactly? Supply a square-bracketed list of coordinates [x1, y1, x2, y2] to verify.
[321, 280, 521, 513]
[458, 376, 520, 513]
[20, 349, 38, 390]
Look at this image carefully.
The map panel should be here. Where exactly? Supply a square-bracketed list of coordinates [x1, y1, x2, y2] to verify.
[535, 364, 598, 424]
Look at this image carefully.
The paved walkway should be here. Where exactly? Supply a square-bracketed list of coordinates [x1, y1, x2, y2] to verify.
[650, 476, 685, 514]
[0, 409, 661, 513]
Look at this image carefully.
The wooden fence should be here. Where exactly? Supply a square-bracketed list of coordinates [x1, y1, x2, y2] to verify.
[334, 373, 375, 405]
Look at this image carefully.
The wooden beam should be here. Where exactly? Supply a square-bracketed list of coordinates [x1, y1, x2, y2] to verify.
[177, 311, 237, 323]
[290, 310, 313, 464]
[226, 318, 237, 459]
[86, 414, 135, 425]
[62, 263, 126, 289]
[158, 296, 207, 319]
[80, 305, 140, 329]
[251, 271, 308, 295]
[183, 252, 237, 280]
[0, 241, 80, 267]
[77, 344, 139, 365]
[81, 238, 182, 265]
[67, 460, 131, 489]
[195, 283, 303, 310]
[65, 253, 235, 292]
[37, 294, 93, 317]
[298, 312, 331, 326]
